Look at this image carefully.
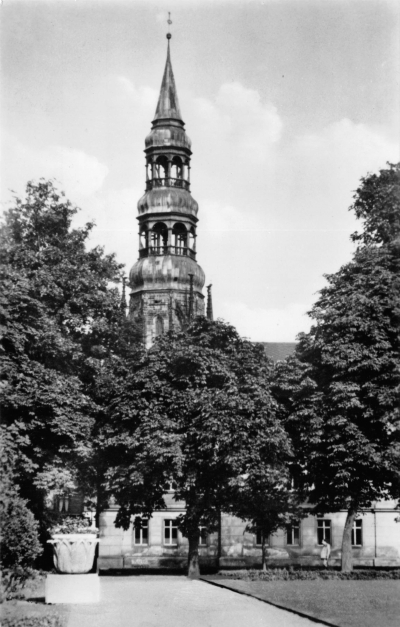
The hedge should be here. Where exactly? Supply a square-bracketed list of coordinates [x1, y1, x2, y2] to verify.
[2, 616, 64, 627]
[218, 568, 400, 581]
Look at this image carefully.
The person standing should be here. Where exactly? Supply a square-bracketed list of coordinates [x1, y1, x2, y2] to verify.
[321, 539, 331, 568]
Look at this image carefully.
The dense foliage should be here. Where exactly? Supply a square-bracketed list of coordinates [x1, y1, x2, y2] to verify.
[48, 516, 98, 536]
[273, 163, 400, 571]
[0, 180, 139, 542]
[104, 317, 294, 577]
[0, 428, 42, 600]
[1, 498, 42, 571]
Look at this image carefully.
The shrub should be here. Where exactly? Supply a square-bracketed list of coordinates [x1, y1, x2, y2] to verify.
[1, 496, 42, 569]
[217, 568, 400, 581]
[48, 516, 98, 535]
[0, 495, 43, 600]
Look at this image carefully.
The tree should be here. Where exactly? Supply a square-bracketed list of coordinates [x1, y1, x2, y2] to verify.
[78, 314, 144, 525]
[0, 427, 42, 599]
[0, 180, 135, 532]
[274, 163, 400, 571]
[233, 468, 303, 571]
[104, 318, 293, 578]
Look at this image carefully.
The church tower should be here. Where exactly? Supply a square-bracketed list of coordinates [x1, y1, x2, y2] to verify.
[129, 35, 206, 347]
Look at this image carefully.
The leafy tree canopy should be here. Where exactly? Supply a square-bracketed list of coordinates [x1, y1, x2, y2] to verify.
[104, 317, 293, 577]
[273, 163, 400, 571]
[0, 180, 133, 520]
[351, 161, 400, 246]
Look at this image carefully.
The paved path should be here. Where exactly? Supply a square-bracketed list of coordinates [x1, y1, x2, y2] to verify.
[66, 576, 322, 627]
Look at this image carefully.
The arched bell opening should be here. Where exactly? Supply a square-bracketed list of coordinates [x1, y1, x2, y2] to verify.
[172, 222, 187, 255]
[154, 315, 164, 338]
[139, 227, 148, 249]
[138, 226, 149, 258]
[154, 156, 168, 184]
[150, 222, 168, 255]
[171, 156, 183, 181]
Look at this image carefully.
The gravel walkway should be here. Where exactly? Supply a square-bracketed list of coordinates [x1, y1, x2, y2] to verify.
[65, 575, 322, 627]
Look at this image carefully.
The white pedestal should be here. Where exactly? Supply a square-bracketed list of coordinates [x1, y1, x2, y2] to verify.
[45, 573, 100, 604]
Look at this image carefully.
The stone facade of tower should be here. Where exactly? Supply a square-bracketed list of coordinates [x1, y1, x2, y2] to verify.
[129, 39, 205, 347]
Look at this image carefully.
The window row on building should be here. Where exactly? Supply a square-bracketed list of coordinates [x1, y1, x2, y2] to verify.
[134, 518, 364, 547]
[134, 520, 209, 547]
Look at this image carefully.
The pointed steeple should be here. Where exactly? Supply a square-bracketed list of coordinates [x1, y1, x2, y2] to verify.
[154, 37, 183, 123]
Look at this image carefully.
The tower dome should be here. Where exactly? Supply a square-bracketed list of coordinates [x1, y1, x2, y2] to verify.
[137, 187, 199, 218]
[129, 255, 205, 293]
[145, 124, 192, 151]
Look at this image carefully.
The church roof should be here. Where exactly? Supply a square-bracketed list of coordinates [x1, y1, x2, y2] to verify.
[154, 40, 183, 123]
[257, 342, 297, 362]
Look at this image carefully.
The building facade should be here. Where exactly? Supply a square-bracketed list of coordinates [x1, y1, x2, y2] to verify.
[99, 498, 400, 571]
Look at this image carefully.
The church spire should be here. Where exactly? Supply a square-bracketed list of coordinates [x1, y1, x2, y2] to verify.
[129, 32, 206, 348]
[154, 36, 182, 123]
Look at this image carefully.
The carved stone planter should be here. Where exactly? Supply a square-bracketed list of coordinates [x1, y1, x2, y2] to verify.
[48, 534, 99, 574]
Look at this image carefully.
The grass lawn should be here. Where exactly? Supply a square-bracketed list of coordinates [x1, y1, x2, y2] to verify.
[1, 577, 70, 626]
[202, 578, 400, 627]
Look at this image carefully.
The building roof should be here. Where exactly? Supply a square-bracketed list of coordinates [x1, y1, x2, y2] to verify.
[256, 342, 297, 362]
[154, 40, 182, 123]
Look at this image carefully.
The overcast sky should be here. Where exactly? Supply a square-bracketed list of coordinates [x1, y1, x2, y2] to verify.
[2, 0, 399, 341]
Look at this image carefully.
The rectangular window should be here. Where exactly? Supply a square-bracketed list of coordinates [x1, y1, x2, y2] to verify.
[134, 520, 148, 545]
[255, 530, 269, 546]
[54, 496, 70, 513]
[199, 526, 208, 546]
[351, 519, 362, 546]
[286, 520, 300, 545]
[317, 519, 331, 545]
[165, 481, 177, 492]
[164, 519, 178, 545]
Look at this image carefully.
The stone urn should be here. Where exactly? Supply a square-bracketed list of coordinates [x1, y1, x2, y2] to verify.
[48, 534, 99, 574]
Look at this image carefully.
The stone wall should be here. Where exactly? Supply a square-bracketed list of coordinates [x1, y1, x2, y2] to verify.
[130, 289, 205, 347]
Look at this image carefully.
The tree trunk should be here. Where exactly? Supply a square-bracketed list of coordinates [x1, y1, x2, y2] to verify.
[187, 534, 200, 579]
[341, 508, 357, 572]
[217, 508, 222, 572]
[262, 536, 267, 572]
[95, 476, 103, 529]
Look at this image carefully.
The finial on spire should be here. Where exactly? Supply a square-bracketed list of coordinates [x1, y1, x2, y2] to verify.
[206, 284, 214, 321]
[120, 276, 128, 313]
[188, 273, 194, 321]
[167, 12, 172, 40]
